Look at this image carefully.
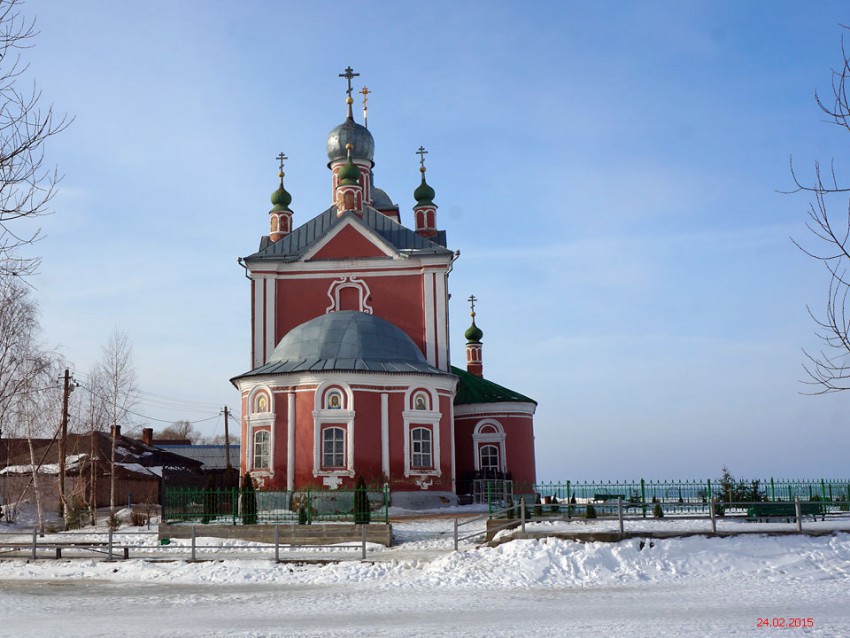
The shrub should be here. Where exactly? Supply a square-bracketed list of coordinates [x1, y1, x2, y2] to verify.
[533, 494, 543, 517]
[353, 475, 370, 524]
[653, 502, 664, 518]
[106, 512, 120, 531]
[585, 504, 597, 519]
[241, 473, 257, 525]
[130, 511, 148, 527]
[298, 506, 308, 525]
[202, 474, 217, 524]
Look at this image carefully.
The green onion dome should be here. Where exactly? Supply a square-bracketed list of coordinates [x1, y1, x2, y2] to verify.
[270, 182, 292, 211]
[414, 170, 436, 206]
[464, 316, 483, 344]
[338, 155, 361, 186]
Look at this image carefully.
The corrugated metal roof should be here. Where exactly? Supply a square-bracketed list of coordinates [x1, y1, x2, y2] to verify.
[157, 445, 241, 471]
[451, 366, 536, 405]
[244, 206, 450, 263]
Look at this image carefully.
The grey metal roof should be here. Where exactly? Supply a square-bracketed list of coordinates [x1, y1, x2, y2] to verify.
[157, 445, 241, 471]
[231, 311, 449, 382]
[245, 206, 450, 263]
[371, 185, 395, 209]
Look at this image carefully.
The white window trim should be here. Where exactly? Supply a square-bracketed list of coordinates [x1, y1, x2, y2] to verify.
[253, 429, 272, 471]
[402, 410, 441, 478]
[473, 419, 507, 473]
[312, 411, 355, 479]
[320, 425, 347, 469]
[248, 425, 274, 475]
[410, 426, 434, 470]
[403, 386, 439, 412]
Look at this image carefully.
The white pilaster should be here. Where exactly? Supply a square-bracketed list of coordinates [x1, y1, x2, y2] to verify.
[264, 278, 276, 363]
[287, 392, 295, 491]
[423, 271, 436, 366]
[252, 278, 264, 369]
[381, 393, 390, 479]
[434, 270, 448, 371]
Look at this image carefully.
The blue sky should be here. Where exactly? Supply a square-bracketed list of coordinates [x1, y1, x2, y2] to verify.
[18, 0, 850, 481]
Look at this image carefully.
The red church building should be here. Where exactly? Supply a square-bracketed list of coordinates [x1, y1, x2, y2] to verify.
[231, 68, 536, 508]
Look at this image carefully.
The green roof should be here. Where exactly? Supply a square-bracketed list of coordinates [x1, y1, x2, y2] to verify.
[451, 365, 536, 405]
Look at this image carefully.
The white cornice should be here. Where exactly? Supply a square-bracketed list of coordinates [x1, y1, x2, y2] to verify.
[453, 402, 537, 417]
[235, 371, 457, 392]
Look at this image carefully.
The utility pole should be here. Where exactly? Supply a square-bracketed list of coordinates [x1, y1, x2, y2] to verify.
[57, 368, 73, 520]
[222, 406, 232, 471]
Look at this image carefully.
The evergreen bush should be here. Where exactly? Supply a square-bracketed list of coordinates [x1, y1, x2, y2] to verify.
[202, 474, 217, 524]
[585, 503, 597, 519]
[241, 473, 257, 524]
[653, 502, 664, 518]
[353, 475, 370, 524]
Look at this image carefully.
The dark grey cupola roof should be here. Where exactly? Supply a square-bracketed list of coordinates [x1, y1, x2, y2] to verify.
[230, 311, 448, 382]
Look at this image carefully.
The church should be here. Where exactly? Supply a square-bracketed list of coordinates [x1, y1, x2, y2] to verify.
[230, 68, 537, 508]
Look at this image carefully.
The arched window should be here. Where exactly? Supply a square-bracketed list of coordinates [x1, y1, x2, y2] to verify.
[411, 427, 433, 469]
[322, 427, 346, 468]
[253, 430, 270, 470]
[480, 444, 500, 473]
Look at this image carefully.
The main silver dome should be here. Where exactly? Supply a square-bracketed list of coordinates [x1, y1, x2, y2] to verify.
[326, 118, 375, 165]
[228, 311, 447, 377]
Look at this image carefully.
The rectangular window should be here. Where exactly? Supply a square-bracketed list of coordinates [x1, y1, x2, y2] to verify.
[253, 430, 270, 470]
[411, 427, 432, 469]
[322, 427, 346, 468]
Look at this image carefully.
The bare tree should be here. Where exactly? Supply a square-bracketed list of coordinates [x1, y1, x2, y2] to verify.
[0, 274, 40, 434]
[155, 419, 201, 444]
[791, 28, 850, 392]
[0, 0, 70, 278]
[97, 327, 136, 517]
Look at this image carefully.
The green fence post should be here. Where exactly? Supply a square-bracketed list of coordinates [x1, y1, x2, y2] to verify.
[307, 485, 312, 525]
[640, 478, 646, 518]
[770, 477, 775, 502]
[384, 483, 390, 525]
[232, 488, 237, 525]
[821, 479, 827, 502]
[487, 481, 492, 515]
[707, 478, 712, 503]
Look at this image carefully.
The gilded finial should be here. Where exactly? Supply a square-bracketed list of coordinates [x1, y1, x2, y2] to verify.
[468, 294, 477, 317]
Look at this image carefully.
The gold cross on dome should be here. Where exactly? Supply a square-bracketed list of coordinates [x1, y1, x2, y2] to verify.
[339, 66, 360, 98]
[360, 86, 371, 106]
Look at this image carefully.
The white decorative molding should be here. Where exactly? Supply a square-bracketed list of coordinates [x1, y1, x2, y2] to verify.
[414, 476, 433, 490]
[402, 410, 442, 479]
[473, 419, 507, 473]
[325, 275, 373, 314]
[323, 475, 343, 489]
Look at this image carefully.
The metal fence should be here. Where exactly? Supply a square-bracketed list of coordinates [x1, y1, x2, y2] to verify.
[487, 478, 850, 516]
[163, 485, 390, 525]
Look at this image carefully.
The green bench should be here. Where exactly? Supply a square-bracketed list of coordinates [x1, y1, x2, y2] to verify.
[746, 502, 825, 522]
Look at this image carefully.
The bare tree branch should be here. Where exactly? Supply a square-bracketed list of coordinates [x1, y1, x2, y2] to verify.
[0, 0, 71, 278]
[792, 27, 850, 393]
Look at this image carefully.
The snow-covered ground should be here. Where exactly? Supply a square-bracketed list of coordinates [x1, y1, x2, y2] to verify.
[1, 509, 850, 637]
